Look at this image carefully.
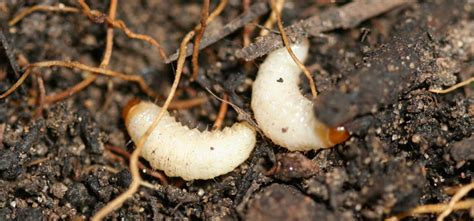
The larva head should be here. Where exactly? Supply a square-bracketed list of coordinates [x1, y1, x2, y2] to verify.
[328, 126, 350, 145]
[314, 123, 350, 148]
[122, 98, 142, 126]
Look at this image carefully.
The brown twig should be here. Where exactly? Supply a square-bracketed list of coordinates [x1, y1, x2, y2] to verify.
[8, 4, 79, 26]
[212, 94, 229, 129]
[105, 145, 168, 185]
[191, 0, 210, 81]
[236, 0, 412, 60]
[429, 77, 474, 94]
[168, 97, 208, 110]
[91, 1, 228, 220]
[0, 123, 5, 145]
[33, 74, 46, 119]
[25, 156, 51, 167]
[270, 0, 317, 98]
[0, 69, 4, 81]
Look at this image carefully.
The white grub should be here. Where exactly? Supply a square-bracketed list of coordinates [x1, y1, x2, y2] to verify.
[124, 101, 256, 180]
[252, 41, 345, 151]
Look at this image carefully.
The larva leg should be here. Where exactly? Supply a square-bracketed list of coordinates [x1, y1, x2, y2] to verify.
[124, 101, 256, 180]
[251, 41, 349, 151]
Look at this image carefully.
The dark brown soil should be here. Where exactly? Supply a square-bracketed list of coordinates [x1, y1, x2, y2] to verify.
[0, 0, 473, 220]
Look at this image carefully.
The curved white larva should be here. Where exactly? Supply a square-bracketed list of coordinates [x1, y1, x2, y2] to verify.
[251, 41, 336, 151]
[125, 101, 256, 181]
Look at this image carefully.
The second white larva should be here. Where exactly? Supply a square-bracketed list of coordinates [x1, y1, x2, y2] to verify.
[251, 40, 348, 151]
[124, 101, 257, 181]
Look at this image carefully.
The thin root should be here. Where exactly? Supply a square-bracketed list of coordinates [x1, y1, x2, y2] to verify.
[99, 0, 117, 69]
[0, 68, 32, 99]
[212, 94, 229, 129]
[429, 77, 474, 94]
[437, 182, 474, 221]
[0, 61, 158, 100]
[205, 87, 261, 134]
[8, 4, 79, 26]
[444, 185, 464, 195]
[91, 30, 194, 221]
[260, 0, 285, 36]
[21, 0, 158, 105]
[98, 0, 118, 111]
[242, 0, 252, 47]
[191, 0, 210, 81]
[386, 182, 474, 221]
[385, 199, 474, 221]
[77, 0, 168, 60]
[270, 0, 318, 98]
[44, 75, 96, 104]
[91, 1, 228, 220]
[105, 144, 168, 185]
[165, 0, 229, 63]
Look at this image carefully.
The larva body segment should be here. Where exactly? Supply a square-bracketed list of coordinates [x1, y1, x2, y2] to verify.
[125, 101, 256, 181]
[251, 41, 346, 151]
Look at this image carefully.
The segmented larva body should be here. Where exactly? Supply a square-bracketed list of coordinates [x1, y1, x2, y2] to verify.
[124, 101, 256, 181]
[251, 41, 348, 151]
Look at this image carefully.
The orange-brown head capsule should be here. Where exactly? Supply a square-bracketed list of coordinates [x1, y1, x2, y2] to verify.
[328, 126, 350, 145]
[122, 98, 141, 125]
